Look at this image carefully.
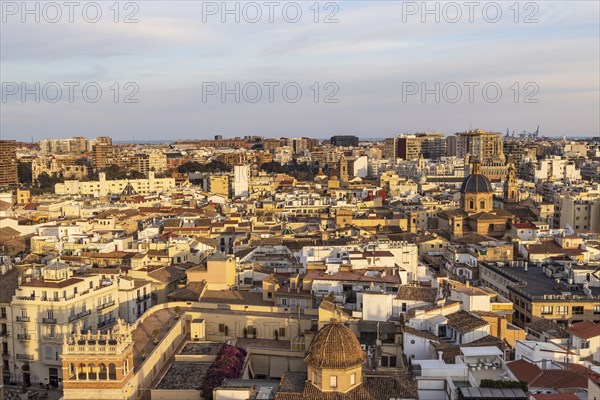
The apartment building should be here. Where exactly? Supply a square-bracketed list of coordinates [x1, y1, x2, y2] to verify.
[480, 262, 600, 328]
[39, 137, 89, 155]
[55, 172, 176, 197]
[92, 142, 114, 170]
[392, 133, 447, 160]
[0, 140, 18, 187]
[7, 262, 120, 387]
[553, 187, 600, 232]
[455, 129, 505, 164]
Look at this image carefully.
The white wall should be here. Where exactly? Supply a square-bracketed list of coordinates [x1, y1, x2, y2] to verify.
[403, 332, 433, 360]
[362, 293, 394, 322]
[234, 165, 250, 198]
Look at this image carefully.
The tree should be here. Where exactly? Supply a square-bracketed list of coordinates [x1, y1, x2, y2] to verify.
[36, 172, 63, 189]
[17, 161, 32, 185]
[177, 160, 231, 174]
[102, 164, 146, 180]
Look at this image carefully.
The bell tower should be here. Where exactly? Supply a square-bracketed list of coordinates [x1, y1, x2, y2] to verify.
[61, 320, 135, 399]
[503, 160, 519, 203]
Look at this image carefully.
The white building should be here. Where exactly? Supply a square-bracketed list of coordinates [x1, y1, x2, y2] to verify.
[567, 321, 600, 363]
[7, 263, 121, 387]
[514, 340, 578, 364]
[353, 155, 368, 178]
[233, 165, 250, 198]
[55, 172, 176, 197]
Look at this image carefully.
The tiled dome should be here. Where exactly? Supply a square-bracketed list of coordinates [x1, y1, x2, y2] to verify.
[305, 321, 365, 369]
[459, 173, 493, 193]
[460, 160, 493, 193]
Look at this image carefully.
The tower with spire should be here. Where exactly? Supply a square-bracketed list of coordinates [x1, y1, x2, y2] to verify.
[503, 157, 519, 204]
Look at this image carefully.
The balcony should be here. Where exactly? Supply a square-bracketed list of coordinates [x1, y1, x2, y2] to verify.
[16, 316, 30, 322]
[43, 317, 57, 324]
[97, 300, 116, 311]
[17, 334, 31, 341]
[136, 294, 150, 303]
[98, 318, 116, 329]
[16, 354, 34, 361]
[68, 309, 92, 323]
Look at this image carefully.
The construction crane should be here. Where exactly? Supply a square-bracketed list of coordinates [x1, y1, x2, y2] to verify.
[510, 126, 539, 139]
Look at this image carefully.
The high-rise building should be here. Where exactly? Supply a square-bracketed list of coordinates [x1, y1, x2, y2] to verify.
[383, 137, 398, 159]
[396, 133, 446, 160]
[0, 140, 18, 187]
[330, 135, 359, 147]
[93, 143, 114, 170]
[455, 129, 505, 164]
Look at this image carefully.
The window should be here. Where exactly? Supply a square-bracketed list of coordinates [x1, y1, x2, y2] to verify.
[573, 306, 584, 315]
[45, 346, 53, 360]
[594, 306, 600, 315]
[381, 355, 397, 367]
[278, 328, 286, 337]
[480, 200, 485, 209]
[281, 298, 287, 306]
[541, 306, 553, 315]
[401, 303, 407, 313]
[0, 307, 5, 318]
[313, 371, 319, 385]
[469, 201, 474, 209]
[581, 340, 590, 349]
[267, 292, 272, 299]
[329, 375, 337, 388]
[218, 324, 226, 333]
[350, 373, 356, 386]
[556, 306, 568, 315]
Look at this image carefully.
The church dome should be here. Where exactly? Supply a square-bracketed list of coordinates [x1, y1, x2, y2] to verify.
[460, 174, 493, 193]
[460, 160, 493, 193]
[305, 321, 366, 369]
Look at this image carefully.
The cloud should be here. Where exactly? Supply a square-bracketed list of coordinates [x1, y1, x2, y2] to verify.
[0, 1, 598, 140]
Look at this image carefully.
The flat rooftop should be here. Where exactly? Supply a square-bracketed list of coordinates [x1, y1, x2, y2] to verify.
[200, 290, 273, 307]
[235, 338, 292, 351]
[486, 264, 600, 298]
[156, 362, 211, 390]
[180, 342, 223, 355]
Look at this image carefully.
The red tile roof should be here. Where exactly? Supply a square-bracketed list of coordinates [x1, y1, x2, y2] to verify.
[513, 222, 535, 229]
[507, 359, 599, 390]
[567, 320, 600, 339]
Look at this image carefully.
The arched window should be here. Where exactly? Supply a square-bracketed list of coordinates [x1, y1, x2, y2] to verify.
[78, 363, 86, 380]
[99, 363, 107, 380]
[109, 363, 117, 380]
[88, 363, 97, 380]
[69, 363, 76, 378]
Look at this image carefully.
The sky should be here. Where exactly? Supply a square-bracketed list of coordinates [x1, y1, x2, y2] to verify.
[1, 0, 599, 141]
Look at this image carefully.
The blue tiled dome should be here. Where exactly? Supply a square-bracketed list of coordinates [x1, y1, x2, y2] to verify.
[460, 173, 493, 193]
